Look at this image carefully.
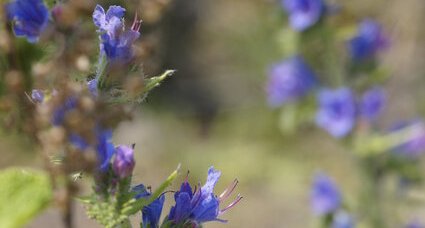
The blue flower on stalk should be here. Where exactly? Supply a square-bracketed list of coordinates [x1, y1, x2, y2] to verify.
[348, 19, 388, 61]
[360, 87, 385, 122]
[281, 0, 324, 31]
[93, 5, 142, 63]
[112, 145, 135, 179]
[266, 56, 317, 107]
[167, 167, 242, 226]
[316, 88, 356, 138]
[132, 184, 165, 228]
[311, 173, 341, 215]
[6, 0, 49, 43]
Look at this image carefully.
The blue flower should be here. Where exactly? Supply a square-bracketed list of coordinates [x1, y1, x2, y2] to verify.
[311, 173, 341, 215]
[112, 145, 135, 179]
[332, 211, 355, 228]
[390, 120, 425, 158]
[360, 87, 385, 122]
[6, 0, 49, 43]
[282, 0, 324, 31]
[315, 88, 356, 138]
[96, 129, 115, 171]
[167, 167, 242, 226]
[93, 5, 141, 63]
[348, 19, 388, 61]
[31, 89, 44, 103]
[266, 56, 317, 107]
[132, 184, 165, 228]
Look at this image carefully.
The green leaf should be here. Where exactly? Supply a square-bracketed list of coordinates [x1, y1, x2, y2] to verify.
[126, 164, 180, 215]
[0, 168, 52, 228]
[144, 70, 175, 93]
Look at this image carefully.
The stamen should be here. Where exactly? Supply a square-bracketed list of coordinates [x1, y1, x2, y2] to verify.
[219, 179, 238, 201]
[219, 194, 243, 214]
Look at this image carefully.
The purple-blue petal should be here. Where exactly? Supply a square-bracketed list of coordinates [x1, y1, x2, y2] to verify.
[267, 56, 317, 107]
[282, 0, 324, 31]
[142, 194, 165, 228]
[360, 87, 385, 121]
[6, 0, 49, 43]
[315, 88, 356, 138]
[311, 173, 341, 215]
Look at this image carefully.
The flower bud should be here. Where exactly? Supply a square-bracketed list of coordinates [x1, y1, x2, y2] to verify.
[113, 145, 135, 179]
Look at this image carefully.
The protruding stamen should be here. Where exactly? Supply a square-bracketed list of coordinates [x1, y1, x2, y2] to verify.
[219, 179, 239, 202]
[131, 13, 143, 31]
[219, 194, 243, 214]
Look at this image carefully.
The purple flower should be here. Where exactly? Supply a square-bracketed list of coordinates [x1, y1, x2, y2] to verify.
[6, 0, 49, 43]
[406, 220, 424, 228]
[348, 19, 388, 61]
[96, 129, 115, 171]
[266, 56, 317, 107]
[93, 5, 141, 63]
[332, 211, 355, 228]
[282, 0, 324, 31]
[316, 88, 356, 138]
[360, 87, 385, 121]
[311, 173, 341, 215]
[112, 145, 135, 179]
[167, 167, 242, 226]
[31, 89, 44, 103]
[390, 120, 425, 158]
[132, 184, 165, 228]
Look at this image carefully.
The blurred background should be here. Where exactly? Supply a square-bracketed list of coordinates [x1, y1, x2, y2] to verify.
[1, 0, 425, 227]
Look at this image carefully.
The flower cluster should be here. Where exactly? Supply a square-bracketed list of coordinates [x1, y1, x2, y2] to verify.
[316, 87, 385, 138]
[134, 167, 241, 228]
[270, 0, 425, 226]
[3, 1, 241, 227]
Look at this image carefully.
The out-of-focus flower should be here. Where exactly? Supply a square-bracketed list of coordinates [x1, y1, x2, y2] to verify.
[112, 145, 135, 179]
[96, 129, 115, 171]
[406, 220, 424, 228]
[348, 19, 388, 61]
[51, 97, 78, 126]
[390, 120, 425, 158]
[316, 88, 356, 138]
[360, 87, 385, 122]
[266, 56, 317, 107]
[93, 5, 142, 63]
[6, 0, 49, 43]
[167, 167, 242, 226]
[332, 211, 355, 228]
[281, 0, 324, 31]
[31, 89, 44, 103]
[311, 173, 341, 215]
[133, 184, 165, 228]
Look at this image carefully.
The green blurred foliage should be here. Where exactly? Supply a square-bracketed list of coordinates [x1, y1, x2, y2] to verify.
[0, 168, 52, 228]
